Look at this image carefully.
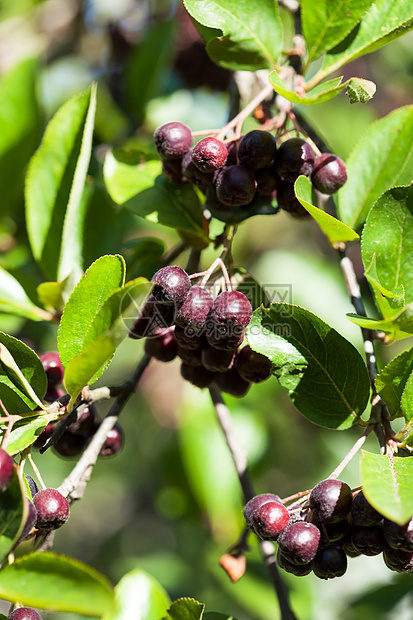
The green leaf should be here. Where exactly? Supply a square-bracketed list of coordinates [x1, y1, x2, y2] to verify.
[58, 254, 126, 369]
[183, 0, 283, 71]
[347, 303, 413, 343]
[25, 85, 96, 286]
[301, 0, 375, 65]
[4, 414, 54, 456]
[345, 77, 376, 103]
[317, 0, 413, 86]
[361, 450, 413, 524]
[0, 468, 25, 563]
[105, 568, 170, 620]
[204, 615, 238, 620]
[269, 72, 345, 106]
[163, 598, 205, 620]
[294, 176, 359, 244]
[0, 333, 46, 414]
[103, 150, 162, 204]
[63, 278, 149, 402]
[376, 348, 413, 419]
[0, 266, 47, 322]
[247, 305, 370, 429]
[338, 106, 413, 229]
[36, 281, 66, 312]
[0, 552, 115, 616]
[361, 186, 413, 305]
[400, 373, 413, 425]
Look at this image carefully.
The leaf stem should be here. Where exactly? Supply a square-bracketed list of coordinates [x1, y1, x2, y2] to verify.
[216, 83, 274, 142]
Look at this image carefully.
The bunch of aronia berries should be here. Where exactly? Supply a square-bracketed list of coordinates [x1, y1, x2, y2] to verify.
[154, 121, 347, 220]
[243, 480, 413, 579]
[34, 352, 123, 458]
[129, 265, 272, 396]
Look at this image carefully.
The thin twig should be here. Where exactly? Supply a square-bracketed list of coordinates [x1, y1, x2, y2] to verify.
[328, 425, 374, 480]
[209, 385, 298, 620]
[216, 83, 274, 142]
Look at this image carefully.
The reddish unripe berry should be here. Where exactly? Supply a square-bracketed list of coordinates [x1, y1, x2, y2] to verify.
[175, 286, 214, 330]
[238, 130, 277, 170]
[154, 122, 193, 160]
[8, 608, 42, 620]
[274, 138, 315, 182]
[40, 352, 64, 388]
[278, 522, 321, 564]
[152, 266, 191, 306]
[180, 363, 216, 388]
[33, 488, 70, 530]
[192, 137, 228, 172]
[99, 424, 124, 457]
[145, 327, 178, 362]
[246, 499, 290, 540]
[0, 448, 14, 491]
[215, 165, 256, 207]
[311, 153, 347, 194]
[236, 345, 272, 383]
[309, 479, 353, 524]
[312, 544, 347, 579]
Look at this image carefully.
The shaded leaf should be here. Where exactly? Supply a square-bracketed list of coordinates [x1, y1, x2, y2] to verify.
[124, 238, 165, 280]
[0, 468, 25, 563]
[232, 268, 271, 310]
[0, 266, 47, 322]
[361, 450, 413, 524]
[105, 568, 170, 620]
[163, 598, 205, 620]
[294, 176, 359, 244]
[338, 106, 413, 229]
[0, 552, 115, 616]
[375, 348, 413, 419]
[37, 281, 66, 312]
[183, 0, 283, 71]
[247, 305, 370, 429]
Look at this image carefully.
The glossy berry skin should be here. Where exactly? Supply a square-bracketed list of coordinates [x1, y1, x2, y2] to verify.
[244, 498, 289, 540]
[8, 608, 42, 620]
[144, 327, 178, 362]
[278, 522, 321, 564]
[236, 345, 272, 383]
[99, 424, 123, 457]
[208, 291, 252, 336]
[312, 544, 347, 579]
[40, 352, 64, 388]
[215, 165, 256, 207]
[383, 548, 413, 573]
[238, 130, 277, 170]
[274, 138, 315, 182]
[33, 488, 70, 531]
[243, 494, 282, 526]
[309, 479, 353, 524]
[351, 490, 382, 526]
[0, 448, 14, 491]
[151, 266, 191, 305]
[277, 182, 310, 218]
[192, 137, 228, 172]
[181, 150, 214, 191]
[311, 153, 347, 194]
[383, 516, 413, 551]
[175, 286, 214, 331]
[215, 367, 251, 397]
[276, 549, 312, 576]
[180, 363, 216, 389]
[351, 524, 386, 556]
[154, 122, 193, 160]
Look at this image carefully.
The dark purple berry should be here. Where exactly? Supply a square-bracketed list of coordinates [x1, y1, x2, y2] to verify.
[192, 137, 228, 173]
[69, 404, 99, 436]
[99, 424, 123, 457]
[208, 291, 252, 343]
[129, 295, 177, 339]
[154, 122, 193, 160]
[40, 352, 64, 388]
[0, 448, 14, 491]
[351, 490, 382, 526]
[255, 167, 281, 195]
[162, 158, 186, 183]
[243, 494, 282, 526]
[311, 153, 347, 194]
[244, 498, 289, 540]
[152, 266, 191, 306]
[180, 363, 216, 388]
[20, 500, 38, 539]
[53, 432, 89, 458]
[43, 387, 65, 404]
[174, 325, 206, 350]
[383, 547, 413, 573]
[215, 368, 251, 397]
[351, 524, 386, 556]
[33, 488, 70, 530]
[175, 286, 214, 330]
[201, 345, 235, 373]
[177, 345, 203, 367]
[312, 544, 347, 579]
[236, 345, 272, 383]
[8, 608, 42, 620]
[278, 521, 321, 564]
[322, 514, 352, 542]
[341, 532, 362, 558]
[181, 150, 214, 191]
[309, 479, 353, 524]
[274, 138, 315, 182]
[238, 130, 277, 170]
[383, 516, 413, 552]
[215, 165, 256, 207]
[145, 327, 178, 362]
[225, 140, 238, 166]
[276, 549, 312, 576]
[277, 181, 310, 218]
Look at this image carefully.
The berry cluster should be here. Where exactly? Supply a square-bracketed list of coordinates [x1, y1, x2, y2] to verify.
[154, 122, 347, 221]
[35, 354, 123, 459]
[129, 266, 272, 396]
[243, 481, 413, 579]
[9, 608, 43, 620]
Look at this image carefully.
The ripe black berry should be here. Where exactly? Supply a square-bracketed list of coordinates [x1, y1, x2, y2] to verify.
[99, 424, 123, 457]
[154, 122, 193, 160]
[151, 266, 191, 306]
[277, 181, 310, 218]
[177, 345, 203, 366]
[54, 431, 89, 458]
[254, 167, 281, 195]
[351, 524, 386, 556]
[351, 490, 382, 526]
[8, 608, 42, 620]
[144, 327, 178, 362]
[311, 153, 347, 194]
[383, 516, 413, 551]
[238, 130, 277, 170]
[180, 363, 216, 388]
[201, 345, 235, 373]
[276, 549, 312, 576]
[383, 548, 413, 573]
[244, 497, 289, 540]
[215, 165, 256, 207]
[341, 532, 362, 558]
[236, 345, 272, 383]
[175, 286, 214, 331]
[309, 479, 353, 524]
[129, 295, 177, 339]
[312, 544, 347, 579]
[278, 521, 321, 564]
[192, 137, 228, 172]
[215, 367, 251, 397]
[274, 138, 315, 182]
[40, 352, 64, 388]
[0, 448, 14, 491]
[43, 387, 65, 404]
[322, 514, 352, 542]
[33, 488, 70, 530]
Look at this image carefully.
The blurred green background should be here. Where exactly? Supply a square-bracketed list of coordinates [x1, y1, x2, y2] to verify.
[0, 1, 413, 619]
